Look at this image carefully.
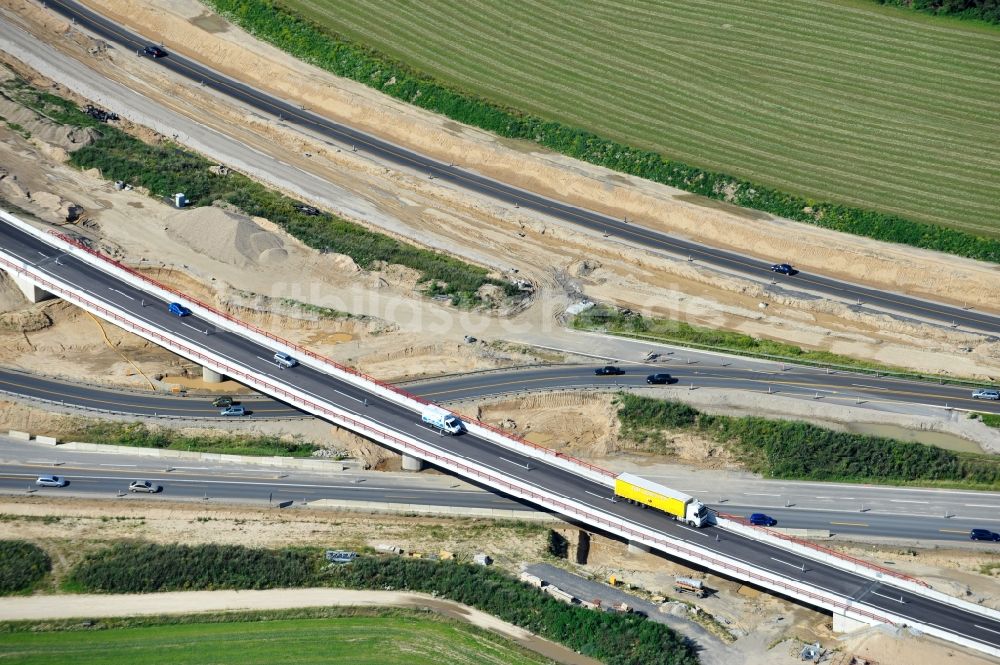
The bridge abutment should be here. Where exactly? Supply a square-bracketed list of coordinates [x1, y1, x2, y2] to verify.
[5, 270, 54, 303]
[627, 540, 651, 554]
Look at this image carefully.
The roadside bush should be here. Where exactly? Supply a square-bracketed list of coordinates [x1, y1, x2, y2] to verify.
[618, 394, 1000, 489]
[67, 543, 318, 592]
[0, 541, 51, 594]
[327, 556, 698, 665]
[206, 0, 1000, 263]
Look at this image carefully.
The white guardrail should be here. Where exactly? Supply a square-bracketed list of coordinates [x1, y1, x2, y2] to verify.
[1, 212, 998, 658]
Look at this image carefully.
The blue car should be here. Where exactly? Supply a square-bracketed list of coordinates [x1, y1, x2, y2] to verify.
[748, 513, 777, 527]
[770, 263, 796, 275]
[168, 302, 191, 317]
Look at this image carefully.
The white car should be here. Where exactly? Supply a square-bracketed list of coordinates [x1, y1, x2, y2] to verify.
[128, 480, 161, 493]
[35, 475, 67, 487]
[972, 389, 1000, 400]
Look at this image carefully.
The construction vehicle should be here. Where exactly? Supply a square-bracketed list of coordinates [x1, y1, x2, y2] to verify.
[613, 472, 710, 527]
[673, 577, 707, 598]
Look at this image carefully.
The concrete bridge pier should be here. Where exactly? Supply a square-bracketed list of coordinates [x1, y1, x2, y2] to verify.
[202, 366, 224, 383]
[6, 271, 54, 303]
[401, 454, 424, 472]
[832, 613, 869, 633]
[627, 540, 651, 554]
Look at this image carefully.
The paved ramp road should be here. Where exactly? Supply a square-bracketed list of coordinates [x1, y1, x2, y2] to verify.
[37, 0, 1000, 335]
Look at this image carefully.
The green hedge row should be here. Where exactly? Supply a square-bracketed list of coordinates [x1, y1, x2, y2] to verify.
[0, 541, 51, 595]
[0, 77, 516, 306]
[873, 0, 1000, 24]
[327, 556, 698, 665]
[616, 393, 1000, 489]
[67, 543, 318, 592]
[205, 0, 1000, 263]
[66, 544, 698, 665]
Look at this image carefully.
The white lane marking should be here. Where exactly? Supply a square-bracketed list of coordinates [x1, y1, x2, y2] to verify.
[99, 464, 137, 467]
[37, 251, 48, 258]
[499, 456, 531, 470]
[850, 384, 890, 391]
[110, 288, 135, 301]
[181, 321, 207, 333]
[334, 389, 364, 404]
[745, 493, 780, 497]
[975, 624, 1000, 637]
[676, 524, 711, 538]
[889, 499, 928, 504]
[585, 490, 614, 502]
[870, 590, 905, 604]
[769, 557, 803, 570]
[965, 504, 1000, 508]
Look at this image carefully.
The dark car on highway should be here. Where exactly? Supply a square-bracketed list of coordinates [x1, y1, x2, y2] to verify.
[143, 45, 168, 58]
[646, 373, 673, 384]
[971, 528, 1000, 542]
[595, 366, 625, 376]
[748, 513, 777, 527]
[770, 263, 796, 275]
[212, 396, 234, 408]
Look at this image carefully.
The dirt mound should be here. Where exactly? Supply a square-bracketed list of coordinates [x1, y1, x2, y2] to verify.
[0, 273, 29, 313]
[0, 94, 99, 153]
[166, 206, 289, 269]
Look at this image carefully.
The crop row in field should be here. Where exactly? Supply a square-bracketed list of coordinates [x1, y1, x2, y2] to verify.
[208, 0, 1000, 261]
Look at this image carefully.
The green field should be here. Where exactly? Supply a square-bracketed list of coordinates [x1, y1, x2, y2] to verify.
[0, 614, 551, 665]
[277, 0, 1000, 236]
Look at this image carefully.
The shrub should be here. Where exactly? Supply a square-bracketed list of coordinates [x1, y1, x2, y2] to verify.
[327, 556, 698, 665]
[0, 541, 51, 594]
[67, 543, 318, 592]
[618, 394, 1000, 489]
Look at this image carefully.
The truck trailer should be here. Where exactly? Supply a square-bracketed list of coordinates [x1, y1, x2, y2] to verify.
[614, 472, 710, 527]
[421, 405, 464, 435]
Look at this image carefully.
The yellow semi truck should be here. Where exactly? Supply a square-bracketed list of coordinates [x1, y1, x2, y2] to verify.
[614, 472, 710, 527]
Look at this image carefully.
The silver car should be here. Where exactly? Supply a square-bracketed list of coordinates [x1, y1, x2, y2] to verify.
[35, 475, 67, 487]
[128, 480, 161, 493]
[972, 389, 1000, 400]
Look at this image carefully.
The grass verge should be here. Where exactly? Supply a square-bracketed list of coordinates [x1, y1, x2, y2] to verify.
[64, 421, 320, 458]
[205, 0, 1000, 260]
[0, 608, 552, 665]
[616, 393, 1000, 491]
[0, 77, 518, 307]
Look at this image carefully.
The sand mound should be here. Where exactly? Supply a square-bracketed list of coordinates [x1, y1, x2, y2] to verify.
[0, 273, 28, 313]
[165, 205, 288, 268]
[0, 96, 99, 153]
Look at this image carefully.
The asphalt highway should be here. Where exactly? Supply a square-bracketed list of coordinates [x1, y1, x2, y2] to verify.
[4, 456, 999, 545]
[40, 0, 1000, 335]
[3, 220, 1000, 651]
[3, 360, 997, 423]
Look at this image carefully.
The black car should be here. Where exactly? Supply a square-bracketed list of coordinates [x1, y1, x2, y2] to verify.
[971, 528, 1000, 542]
[646, 373, 673, 384]
[770, 263, 796, 275]
[143, 45, 168, 58]
[212, 396, 234, 408]
[595, 366, 625, 376]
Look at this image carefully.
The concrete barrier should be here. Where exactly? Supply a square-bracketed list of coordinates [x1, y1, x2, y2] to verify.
[7, 430, 31, 441]
[35, 435, 58, 446]
[772, 528, 831, 538]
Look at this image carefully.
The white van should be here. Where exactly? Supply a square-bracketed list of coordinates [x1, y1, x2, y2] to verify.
[421, 405, 464, 435]
[274, 351, 298, 368]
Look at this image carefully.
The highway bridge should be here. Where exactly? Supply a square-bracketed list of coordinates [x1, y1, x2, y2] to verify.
[34, 0, 1000, 336]
[3, 212, 1000, 657]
